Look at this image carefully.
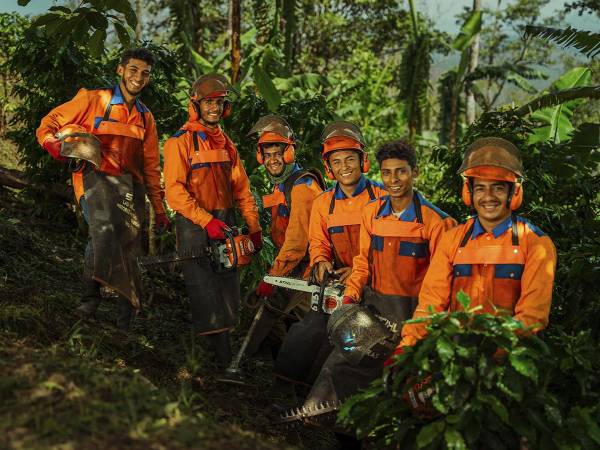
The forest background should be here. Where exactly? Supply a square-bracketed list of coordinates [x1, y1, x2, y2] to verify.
[0, 0, 599, 449]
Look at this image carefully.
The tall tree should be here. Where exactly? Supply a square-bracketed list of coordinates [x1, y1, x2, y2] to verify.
[465, 0, 481, 124]
[135, 0, 143, 41]
[229, 0, 241, 83]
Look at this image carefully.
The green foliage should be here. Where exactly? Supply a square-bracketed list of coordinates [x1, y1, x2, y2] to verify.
[466, 62, 548, 94]
[452, 9, 482, 51]
[338, 296, 600, 449]
[0, 13, 29, 137]
[519, 67, 596, 143]
[525, 25, 600, 58]
[399, 33, 432, 140]
[27, 0, 137, 57]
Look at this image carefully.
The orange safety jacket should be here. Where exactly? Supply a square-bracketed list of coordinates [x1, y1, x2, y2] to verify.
[36, 85, 165, 214]
[398, 214, 557, 347]
[262, 165, 323, 277]
[309, 176, 386, 270]
[344, 192, 456, 300]
[163, 119, 260, 231]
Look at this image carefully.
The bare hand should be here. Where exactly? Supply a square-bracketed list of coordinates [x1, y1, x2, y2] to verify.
[335, 267, 352, 284]
[315, 261, 333, 284]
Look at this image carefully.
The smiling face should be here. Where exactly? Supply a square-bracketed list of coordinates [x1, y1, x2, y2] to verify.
[262, 143, 286, 177]
[327, 149, 362, 187]
[117, 58, 151, 98]
[472, 178, 512, 228]
[380, 158, 417, 201]
[198, 96, 225, 127]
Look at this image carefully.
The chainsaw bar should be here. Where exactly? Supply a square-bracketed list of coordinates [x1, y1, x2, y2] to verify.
[276, 400, 343, 425]
[137, 249, 207, 267]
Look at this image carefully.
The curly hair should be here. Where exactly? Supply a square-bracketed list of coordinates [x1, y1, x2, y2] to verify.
[375, 140, 417, 169]
[120, 48, 156, 67]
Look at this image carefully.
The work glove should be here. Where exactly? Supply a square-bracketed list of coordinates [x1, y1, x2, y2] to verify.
[342, 296, 357, 305]
[384, 346, 404, 368]
[205, 218, 230, 240]
[256, 280, 275, 298]
[42, 137, 67, 162]
[154, 213, 171, 234]
[249, 230, 263, 252]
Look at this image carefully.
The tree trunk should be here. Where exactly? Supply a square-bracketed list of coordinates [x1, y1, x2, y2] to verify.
[189, 1, 204, 56]
[449, 94, 458, 150]
[465, 0, 481, 125]
[229, 0, 241, 84]
[135, 0, 143, 41]
[0, 166, 72, 201]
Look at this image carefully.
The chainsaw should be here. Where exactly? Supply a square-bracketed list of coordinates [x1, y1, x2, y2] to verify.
[137, 227, 255, 273]
[263, 270, 345, 315]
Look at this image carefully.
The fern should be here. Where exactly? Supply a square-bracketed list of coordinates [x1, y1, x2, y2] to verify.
[524, 25, 600, 58]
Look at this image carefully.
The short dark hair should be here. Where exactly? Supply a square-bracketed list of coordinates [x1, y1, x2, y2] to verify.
[120, 48, 156, 67]
[375, 140, 417, 169]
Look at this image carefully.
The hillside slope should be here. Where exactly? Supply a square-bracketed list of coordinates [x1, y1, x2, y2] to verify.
[0, 186, 335, 450]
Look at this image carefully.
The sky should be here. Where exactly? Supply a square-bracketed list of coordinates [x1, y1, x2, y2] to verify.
[3, 0, 598, 32]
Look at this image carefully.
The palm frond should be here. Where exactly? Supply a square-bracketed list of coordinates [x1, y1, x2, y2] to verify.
[467, 62, 548, 93]
[524, 25, 600, 58]
[515, 85, 600, 116]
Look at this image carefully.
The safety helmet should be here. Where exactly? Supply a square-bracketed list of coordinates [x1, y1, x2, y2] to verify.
[320, 120, 369, 180]
[56, 124, 101, 168]
[459, 137, 524, 210]
[190, 73, 232, 120]
[247, 115, 296, 164]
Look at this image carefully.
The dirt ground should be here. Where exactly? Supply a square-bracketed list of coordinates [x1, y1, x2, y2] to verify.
[0, 170, 339, 449]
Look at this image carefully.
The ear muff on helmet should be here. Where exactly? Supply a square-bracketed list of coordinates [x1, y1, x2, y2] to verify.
[461, 179, 473, 207]
[461, 178, 524, 211]
[361, 151, 370, 173]
[508, 182, 523, 210]
[222, 99, 232, 119]
[323, 159, 335, 180]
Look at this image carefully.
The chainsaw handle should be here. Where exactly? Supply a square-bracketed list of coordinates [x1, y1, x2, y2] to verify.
[318, 269, 332, 312]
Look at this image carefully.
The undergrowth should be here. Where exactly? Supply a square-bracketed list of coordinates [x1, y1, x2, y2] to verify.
[0, 187, 333, 450]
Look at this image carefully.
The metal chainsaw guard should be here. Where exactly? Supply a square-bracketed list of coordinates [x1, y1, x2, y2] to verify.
[327, 303, 395, 366]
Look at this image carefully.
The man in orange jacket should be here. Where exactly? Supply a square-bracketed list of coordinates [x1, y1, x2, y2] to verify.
[36, 48, 169, 330]
[163, 74, 261, 366]
[273, 120, 385, 385]
[243, 115, 324, 356]
[394, 137, 557, 354]
[299, 140, 456, 414]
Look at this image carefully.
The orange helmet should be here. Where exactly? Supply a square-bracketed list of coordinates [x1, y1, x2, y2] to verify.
[320, 121, 369, 179]
[459, 137, 524, 210]
[247, 115, 295, 164]
[190, 73, 232, 120]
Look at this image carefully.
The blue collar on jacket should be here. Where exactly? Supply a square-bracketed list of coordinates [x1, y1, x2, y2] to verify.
[333, 174, 370, 200]
[375, 192, 420, 221]
[471, 214, 512, 239]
